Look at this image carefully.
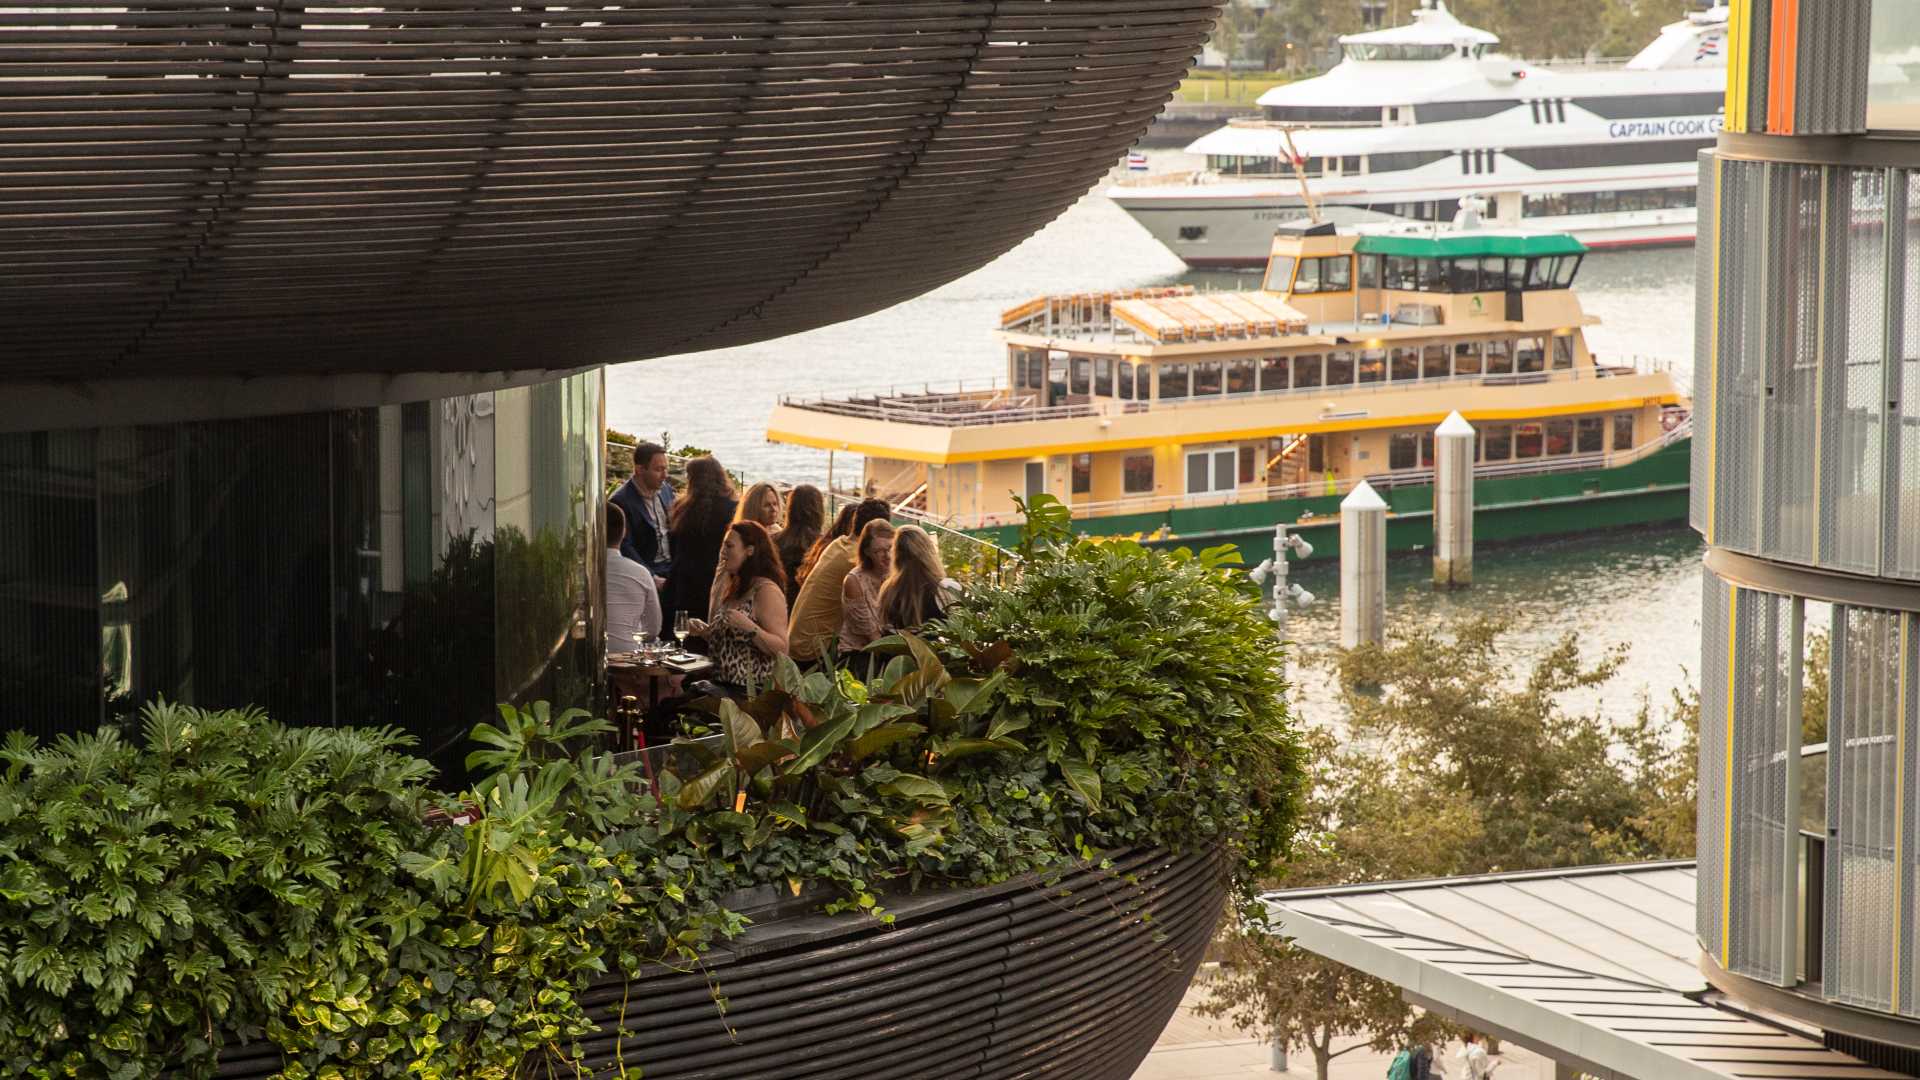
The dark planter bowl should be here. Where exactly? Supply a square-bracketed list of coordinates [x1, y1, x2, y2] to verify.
[215, 846, 1227, 1079]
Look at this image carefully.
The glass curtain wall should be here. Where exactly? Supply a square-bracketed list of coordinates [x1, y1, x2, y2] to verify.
[0, 369, 603, 785]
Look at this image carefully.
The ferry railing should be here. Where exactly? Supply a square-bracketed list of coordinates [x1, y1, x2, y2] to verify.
[778, 358, 1679, 429]
[918, 416, 1694, 532]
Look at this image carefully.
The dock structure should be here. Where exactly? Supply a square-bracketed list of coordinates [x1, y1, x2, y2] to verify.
[1433, 410, 1476, 588]
[1339, 481, 1387, 649]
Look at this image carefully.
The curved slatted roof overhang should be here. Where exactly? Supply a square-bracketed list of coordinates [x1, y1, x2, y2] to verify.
[0, 0, 1221, 384]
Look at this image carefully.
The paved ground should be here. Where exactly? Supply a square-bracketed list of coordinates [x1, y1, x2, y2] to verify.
[1133, 972, 1560, 1079]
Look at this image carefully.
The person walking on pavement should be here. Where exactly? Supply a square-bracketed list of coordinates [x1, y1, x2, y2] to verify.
[1459, 1034, 1498, 1079]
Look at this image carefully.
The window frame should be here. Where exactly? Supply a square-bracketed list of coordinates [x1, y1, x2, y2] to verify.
[1123, 453, 1155, 494]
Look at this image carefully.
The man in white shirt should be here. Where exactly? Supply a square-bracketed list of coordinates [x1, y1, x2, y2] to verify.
[1458, 1035, 1498, 1080]
[605, 503, 661, 650]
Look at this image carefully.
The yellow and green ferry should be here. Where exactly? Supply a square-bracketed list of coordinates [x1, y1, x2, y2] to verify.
[766, 221, 1690, 555]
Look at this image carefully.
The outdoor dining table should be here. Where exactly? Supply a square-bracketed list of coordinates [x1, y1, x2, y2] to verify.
[606, 648, 716, 752]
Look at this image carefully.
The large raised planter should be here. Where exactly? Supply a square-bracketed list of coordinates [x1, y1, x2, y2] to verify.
[212, 846, 1226, 1079]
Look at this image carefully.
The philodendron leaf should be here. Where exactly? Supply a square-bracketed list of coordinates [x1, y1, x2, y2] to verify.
[878, 774, 949, 805]
[675, 761, 737, 811]
[846, 723, 926, 763]
[719, 700, 763, 756]
[850, 702, 916, 740]
[783, 710, 857, 775]
[1059, 758, 1102, 810]
[734, 740, 792, 776]
[943, 670, 1007, 721]
[891, 634, 951, 706]
[985, 709, 1033, 743]
[931, 737, 1024, 766]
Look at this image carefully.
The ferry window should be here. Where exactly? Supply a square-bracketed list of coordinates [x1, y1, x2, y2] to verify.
[1384, 256, 1419, 290]
[1453, 341, 1483, 375]
[1525, 259, 1552, 290]
[1118, 361, 1135, 401]
[1418, 258, 1446, 291]
[1327, 351, 1355, 385]
[1423, 344, 1449, 379]
[1357, 349, 1387, 383]
[1484, 424, 1513, 461]
[1185, 448, 1239, 494]
[1391, 347, 1421, 382]
[1071, 355, 1091, 395]
[1577, 416, 1605, 453]
[1095, 357, 1114, 396]
[1473, 257, 1503, 291]
[1613, 413, 1634, 450]
[1072, 453, 1092, 495]
[1668, 188, 1696, 208]
[1012, 351, 1033, 390]
[1239, 446, 1256, 484]
[1504, 259, 1529, 292]
[1485, 339, 1513, 375]
[1342, 155, 1362, 174]
[1446, 259, 1479, 292]
[1323, 256, 1352, 290]
[1551, 335, 1574, 369]
[1553, 256, 1581, 287]
[1514, 423, 1544, 459]
[1049, 352, 1069, 403]
[1260, 356, 1290, 392]
[1359, 254, 1382, 288]
[1292, 354, 1323, 388]
[1390, 432, 1420, 470]
[1124, 453, 1155, 494]
[1564, 192, 1595, 214]
[1227, 359, 1257, 395]
[1545, 419, 1574, 455]
[1515, 337, 1545, 373]
[1025, 461, 1046, 498]
[1592, 191, 1618, 213]
[1263, 256, 1296, 293]
[1421, 432, 1435, 467]
[1194, 361, 1224, 396]
[1160, 362, 1190, 399]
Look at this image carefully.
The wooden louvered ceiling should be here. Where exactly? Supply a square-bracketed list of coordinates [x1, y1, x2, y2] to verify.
[0, 1, 1220, 382]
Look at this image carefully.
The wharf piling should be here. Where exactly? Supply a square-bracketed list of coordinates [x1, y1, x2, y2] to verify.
[1434, 410, 1476, 588]
[1340, 481, 1387, 649]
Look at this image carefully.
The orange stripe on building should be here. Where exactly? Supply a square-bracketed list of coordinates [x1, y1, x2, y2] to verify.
[1768, 0, 1799, 134]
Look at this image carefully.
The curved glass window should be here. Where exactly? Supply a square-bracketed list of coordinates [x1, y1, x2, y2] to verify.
[1343, 42, 1455, 61]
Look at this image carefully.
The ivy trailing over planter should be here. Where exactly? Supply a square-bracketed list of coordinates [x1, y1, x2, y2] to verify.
[0, 508, 1303, 1078]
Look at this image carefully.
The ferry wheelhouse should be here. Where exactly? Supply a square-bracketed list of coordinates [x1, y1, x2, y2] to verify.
[765, 222, 1691, 554]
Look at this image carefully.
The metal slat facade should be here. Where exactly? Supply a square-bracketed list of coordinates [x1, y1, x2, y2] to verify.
[0, 1, 1221, 380]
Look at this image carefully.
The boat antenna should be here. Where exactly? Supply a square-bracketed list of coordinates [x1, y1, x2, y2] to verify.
[1279, 127, 1323, 224]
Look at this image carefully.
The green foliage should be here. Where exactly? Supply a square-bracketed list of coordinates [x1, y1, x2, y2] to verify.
[940, 532, 1305, 896]
[0, 499, 1306, 1077]
[0, 703, 437, 1078]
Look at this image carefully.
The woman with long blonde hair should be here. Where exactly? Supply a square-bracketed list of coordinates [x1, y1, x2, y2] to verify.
[733, 481, 783, 531]
[838, 518, 896, 651]
[878, 525, 950, 634]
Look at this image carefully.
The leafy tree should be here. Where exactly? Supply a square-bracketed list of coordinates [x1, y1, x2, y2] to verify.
[1207, 617, 1701, 1076]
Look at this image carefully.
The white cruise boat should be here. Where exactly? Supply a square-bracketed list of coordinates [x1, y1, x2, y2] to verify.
[1111, 2, 1728, 268]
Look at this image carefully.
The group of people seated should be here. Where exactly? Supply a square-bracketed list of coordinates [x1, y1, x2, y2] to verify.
[604, 442, 952, 696]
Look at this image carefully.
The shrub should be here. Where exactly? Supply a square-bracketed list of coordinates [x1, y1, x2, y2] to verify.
[0, 505, 1305, 1075]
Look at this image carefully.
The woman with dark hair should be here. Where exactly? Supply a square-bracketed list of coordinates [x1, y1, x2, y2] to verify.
[689, 521, 789, 689]
[773, 484, 826, 594]
[665, 455, 735, 623]
[795, 502, 855, 593]
[879, 525, 950, 634]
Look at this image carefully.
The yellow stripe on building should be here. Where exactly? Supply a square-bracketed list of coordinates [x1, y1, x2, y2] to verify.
[1726, 0, 1752, 134]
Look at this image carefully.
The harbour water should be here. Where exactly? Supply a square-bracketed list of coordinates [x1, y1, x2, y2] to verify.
[609, 182, 1703, 724]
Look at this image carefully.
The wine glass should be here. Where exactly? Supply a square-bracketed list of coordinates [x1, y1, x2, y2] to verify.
[674, 610, 690, 644]
[629, 629, 645, 661]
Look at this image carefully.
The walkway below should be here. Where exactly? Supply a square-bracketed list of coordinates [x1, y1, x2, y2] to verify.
[1134, 973, 1562, 1079]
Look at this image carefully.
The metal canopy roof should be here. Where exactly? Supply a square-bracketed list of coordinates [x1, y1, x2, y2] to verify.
[0, 1, 1219, 385]
[1266, 863, 1906, 1080]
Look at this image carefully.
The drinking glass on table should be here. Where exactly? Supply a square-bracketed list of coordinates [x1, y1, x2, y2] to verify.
[674, 610, 690, 643]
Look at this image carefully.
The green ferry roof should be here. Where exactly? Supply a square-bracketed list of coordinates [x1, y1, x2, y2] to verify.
[1353, 233, 1588, 259]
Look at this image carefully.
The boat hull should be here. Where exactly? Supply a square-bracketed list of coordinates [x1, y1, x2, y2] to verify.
[1112, 196, 1698, 269]
[969, 439, 1692, 558]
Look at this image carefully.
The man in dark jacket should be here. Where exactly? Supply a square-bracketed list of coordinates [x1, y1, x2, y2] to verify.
[1411, 1042, 1435, 1080]
[609, 442, 674, 583]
